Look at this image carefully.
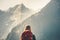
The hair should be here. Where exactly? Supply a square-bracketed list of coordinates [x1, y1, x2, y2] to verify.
[25, 25, 31, 31]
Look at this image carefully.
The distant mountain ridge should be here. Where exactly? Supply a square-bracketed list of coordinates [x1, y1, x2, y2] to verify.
[8, 4, 30, 13]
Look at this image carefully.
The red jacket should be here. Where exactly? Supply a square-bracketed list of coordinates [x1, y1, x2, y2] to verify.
[21, 30, 33, 40]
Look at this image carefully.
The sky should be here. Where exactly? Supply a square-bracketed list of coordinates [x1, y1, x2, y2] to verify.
[0, 0, 51, 11]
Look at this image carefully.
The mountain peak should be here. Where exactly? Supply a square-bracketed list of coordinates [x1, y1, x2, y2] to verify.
[8, 3, 30, 13]
[20, 3, 25, 7]
[20, 4, 29, 13]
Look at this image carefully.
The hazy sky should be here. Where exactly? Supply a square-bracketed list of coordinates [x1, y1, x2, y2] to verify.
[0, 0, 51, 11]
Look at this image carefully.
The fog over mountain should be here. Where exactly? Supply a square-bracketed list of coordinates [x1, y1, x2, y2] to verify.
[6, 0, 60, 40]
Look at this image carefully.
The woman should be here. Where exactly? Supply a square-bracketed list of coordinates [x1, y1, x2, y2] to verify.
[20, 25, 36, 40]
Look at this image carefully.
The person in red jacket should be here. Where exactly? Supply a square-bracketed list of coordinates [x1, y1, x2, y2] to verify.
[20, 25, 36, 40]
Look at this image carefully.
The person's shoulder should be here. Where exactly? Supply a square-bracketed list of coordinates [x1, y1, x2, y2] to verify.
[33, 34, 35, 36]
[32, 34, 36, 40]
[33, 34, 36, 37]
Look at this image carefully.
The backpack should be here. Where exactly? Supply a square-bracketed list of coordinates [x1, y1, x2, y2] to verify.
[21, 31, 33, 40]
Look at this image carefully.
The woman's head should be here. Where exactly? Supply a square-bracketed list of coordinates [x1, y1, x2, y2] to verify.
[25, 25, 31, 31]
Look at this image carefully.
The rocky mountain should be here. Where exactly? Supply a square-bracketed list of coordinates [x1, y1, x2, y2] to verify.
[6, 0, 60, 40]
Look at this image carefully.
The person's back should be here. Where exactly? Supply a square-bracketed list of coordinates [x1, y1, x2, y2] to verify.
[21, 30, 33, 40]
[20, 25, 36, 40]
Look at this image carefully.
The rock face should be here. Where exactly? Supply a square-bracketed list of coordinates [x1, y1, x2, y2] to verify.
[6, 0, 60, 40]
